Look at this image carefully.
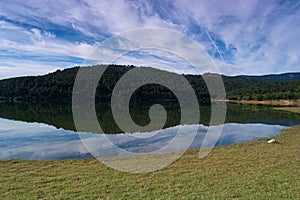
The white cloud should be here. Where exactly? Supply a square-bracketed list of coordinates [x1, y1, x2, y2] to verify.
[113, 49, 200, 75]
[0, 20, 100, 79]
[0, 61, 60, 79]
[0, 26, 96, 58]
[172, 0, 300, 75]
[0, 0, 299, 77]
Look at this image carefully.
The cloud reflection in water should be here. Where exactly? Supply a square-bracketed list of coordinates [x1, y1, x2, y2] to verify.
[0, 118, 287, 160]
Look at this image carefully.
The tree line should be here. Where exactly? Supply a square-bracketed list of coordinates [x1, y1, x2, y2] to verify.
[0, 65, 299, 102]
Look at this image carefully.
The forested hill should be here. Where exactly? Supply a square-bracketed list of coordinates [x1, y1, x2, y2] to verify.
[0, 65, 211, 103]
[232, 72, 300, 82]
[0, 65, 300, 102]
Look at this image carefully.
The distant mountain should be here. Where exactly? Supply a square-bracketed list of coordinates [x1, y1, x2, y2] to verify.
[233, 72, 300, 82]
[0, 65, 299, 102]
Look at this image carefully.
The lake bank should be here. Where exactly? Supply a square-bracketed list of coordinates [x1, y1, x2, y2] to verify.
[273, 107, 300, 114]
[1, 125, 299, 199]
[221, 99, 300, 106]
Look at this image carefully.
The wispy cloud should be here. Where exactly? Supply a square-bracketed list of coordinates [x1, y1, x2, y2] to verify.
[0, 19, 98, 79]
[173, 0, 300, 74]
[114, 49, 199, 75]
[0, 0, 299, 78]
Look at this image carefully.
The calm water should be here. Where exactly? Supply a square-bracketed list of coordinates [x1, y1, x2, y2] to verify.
[0, 102, 300, 160]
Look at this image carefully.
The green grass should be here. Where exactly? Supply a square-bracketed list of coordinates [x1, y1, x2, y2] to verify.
[1, 127, 300, 199]
[273, 107, 300, 114]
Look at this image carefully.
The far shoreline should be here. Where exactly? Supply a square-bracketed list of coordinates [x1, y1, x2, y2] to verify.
[219, 99, 300, 106]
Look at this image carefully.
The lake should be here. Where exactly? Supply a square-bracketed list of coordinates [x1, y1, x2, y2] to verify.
[0, 102, 300, 160]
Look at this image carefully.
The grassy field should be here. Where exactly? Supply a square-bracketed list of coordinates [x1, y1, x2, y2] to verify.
[273, 107, 300, 114]
[0, 126, 299, 199]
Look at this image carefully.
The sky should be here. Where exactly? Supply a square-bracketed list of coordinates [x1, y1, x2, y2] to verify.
[0, 0, 300, 79]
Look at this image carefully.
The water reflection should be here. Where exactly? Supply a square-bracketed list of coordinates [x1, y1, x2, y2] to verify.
[0, 118, 287, 160]
[1, 102, 299, 160]
[0, 102, 300, 133]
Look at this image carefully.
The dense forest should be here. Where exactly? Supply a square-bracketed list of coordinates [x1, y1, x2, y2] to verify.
[226, 80, 300, 100]
[0, 65, 300, 102]
[236, 72, 300, 82]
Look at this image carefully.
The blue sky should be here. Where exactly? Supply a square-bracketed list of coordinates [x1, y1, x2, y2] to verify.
[0, 0, 300, 79]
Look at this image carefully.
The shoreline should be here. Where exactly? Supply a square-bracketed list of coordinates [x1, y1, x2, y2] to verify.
[0, 123, 293, 162]
[1, 125, 299, 198]
[1, 107, 299, 198]
[273, 107, 300, 114]
[220, 99, 300, 106]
